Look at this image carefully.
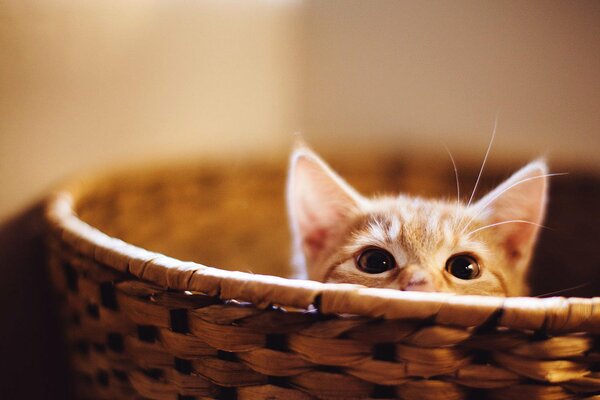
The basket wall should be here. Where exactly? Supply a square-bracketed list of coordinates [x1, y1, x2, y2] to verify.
[45, 159, 600, 400]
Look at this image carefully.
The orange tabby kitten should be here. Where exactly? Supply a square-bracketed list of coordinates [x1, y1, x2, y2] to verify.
[287, 145, 548, 296]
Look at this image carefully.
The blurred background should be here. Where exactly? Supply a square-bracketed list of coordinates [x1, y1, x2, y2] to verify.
[1, 1, 599, 398]
[2, 0, 600, 223]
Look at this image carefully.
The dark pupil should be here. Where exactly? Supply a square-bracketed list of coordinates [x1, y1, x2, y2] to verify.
[449, 257, 476, 279]
[359, 249, 394, 274]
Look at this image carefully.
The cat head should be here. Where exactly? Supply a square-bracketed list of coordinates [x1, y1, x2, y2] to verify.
[287, 145, 548, 296]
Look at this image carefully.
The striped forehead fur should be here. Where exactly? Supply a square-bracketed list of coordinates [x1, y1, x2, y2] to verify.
[344, 197, 466, 258]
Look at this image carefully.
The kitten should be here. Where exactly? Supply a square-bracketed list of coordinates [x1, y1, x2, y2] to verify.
[287, 145, 548, 296]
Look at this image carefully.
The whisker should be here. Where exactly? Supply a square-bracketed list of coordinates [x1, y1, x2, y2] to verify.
[466, 115, 498, 210]
[443, 144, 461, 225]
[535, 282, 591, 298]
[443, 144, 461, 205]
[465, 219, 550, 238]
[460, 172, 567, 234]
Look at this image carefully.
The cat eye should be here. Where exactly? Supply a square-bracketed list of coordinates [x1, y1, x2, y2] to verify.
[445, 254, 480, 280]
[356, 248, 396, 274]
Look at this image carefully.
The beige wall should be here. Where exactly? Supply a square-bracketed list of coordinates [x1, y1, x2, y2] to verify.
[303, 1, 600, 166]
[0, 0, 304, 222]
[2, 0, 600, 223]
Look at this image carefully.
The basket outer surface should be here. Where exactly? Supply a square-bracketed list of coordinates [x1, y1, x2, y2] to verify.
[44, 161, 600, 400]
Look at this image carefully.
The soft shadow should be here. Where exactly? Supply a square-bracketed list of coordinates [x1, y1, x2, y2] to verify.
[0, 202, 70, 399]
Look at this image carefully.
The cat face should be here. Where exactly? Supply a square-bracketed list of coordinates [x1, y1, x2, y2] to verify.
[287, 146, 548, 296]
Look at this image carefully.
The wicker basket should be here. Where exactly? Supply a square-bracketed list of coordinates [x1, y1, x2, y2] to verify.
[44, 158, 600, 400]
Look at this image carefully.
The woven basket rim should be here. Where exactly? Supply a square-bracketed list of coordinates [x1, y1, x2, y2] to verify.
[44, 168, 600, 334]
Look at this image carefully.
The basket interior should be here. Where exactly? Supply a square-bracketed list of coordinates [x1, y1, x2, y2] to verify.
[75, 156, 600, 298]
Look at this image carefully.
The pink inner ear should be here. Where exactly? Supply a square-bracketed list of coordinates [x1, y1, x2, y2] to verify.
[296, 196, 348, 263]
[504, 235, 526, 261]
[475, 160, 548, 263]
[288, 149, 362, 270]
[303, 226, 329, 260]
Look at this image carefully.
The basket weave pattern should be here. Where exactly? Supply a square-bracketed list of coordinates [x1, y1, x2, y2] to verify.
[45, 164, 600, 400]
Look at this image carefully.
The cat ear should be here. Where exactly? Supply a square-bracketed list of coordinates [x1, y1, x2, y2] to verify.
[287, 146, 364, 278]
[473, 160, 549, 262]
